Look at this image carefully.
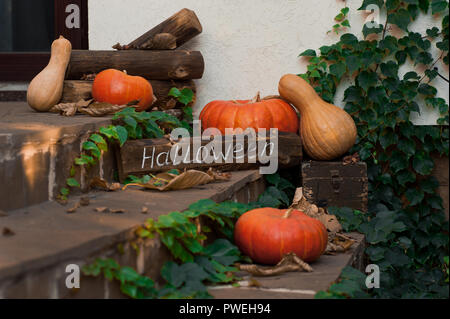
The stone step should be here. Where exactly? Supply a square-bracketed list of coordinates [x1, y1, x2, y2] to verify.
[209, 232, 365, 299]
[0, 170, 265, 298]
[0, 102, 115, 211]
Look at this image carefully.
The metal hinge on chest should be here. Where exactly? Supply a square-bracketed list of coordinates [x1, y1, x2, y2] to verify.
[330, 169, 343, 194]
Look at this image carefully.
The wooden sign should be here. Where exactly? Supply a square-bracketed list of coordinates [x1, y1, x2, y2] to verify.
[115, 132, 302, 182]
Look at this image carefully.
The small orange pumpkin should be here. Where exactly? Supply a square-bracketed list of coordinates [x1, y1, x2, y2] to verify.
[199, 93, 299, 134]
[234, 207, 328, 265]
[92, 69, 154, 111]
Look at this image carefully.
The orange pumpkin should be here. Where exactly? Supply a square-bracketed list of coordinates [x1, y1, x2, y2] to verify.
[92, 69, 154, 111]
[234, 207, 328, 265]
[199, 93, 298, 134]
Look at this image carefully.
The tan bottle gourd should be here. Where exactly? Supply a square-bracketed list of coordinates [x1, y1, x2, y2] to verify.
[278, 74, 357, 160]
[27, 35, 72, 112]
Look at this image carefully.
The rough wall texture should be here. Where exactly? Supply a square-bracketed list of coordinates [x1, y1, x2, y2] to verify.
[88, 0, 449, 124]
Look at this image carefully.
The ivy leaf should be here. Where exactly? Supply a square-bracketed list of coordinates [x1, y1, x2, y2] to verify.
[168, 88, 194, 106]
[386, 0, 400, 10]
[387, 9, 412, 32]
[395, 50, 408, 64]
[398, 139, 416, 157]
[431, 0, 448, 14]
[363, 23, 384, 38]
[123, 116, 138, 130]
[405, 188, 425, 206]
[416, 52, 433, 65]
[426, 27, 440, 38]
[356, 71, 378, 92]
[358, 0, 385, 10]
[419, 0, 430, 12]
[420, 177, 439, 193]
[397, 170, 416, 185]
[418, 83, 437, 96]
[390, 150, 409, 173]
[380, 36, 399, 54]
[298, 49, 316, 57]
[114, 125, 128, 147]
[408, 4, 420, 20]
[66, 178, 80, 188]
[330, 62, 347, 79]
[412, 151, 434, 175]
[403, 71, 420, 80]
[345, 55, 362, 73]
[340, 33, 359, 46]
[380, 61, 399, 78]
[341, 20, 351, 27]
[161, 262, 185, 288]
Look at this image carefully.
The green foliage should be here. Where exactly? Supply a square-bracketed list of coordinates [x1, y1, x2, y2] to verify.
[58, 88, 195, 200]
[301, 0, 449, 299]
[82, 173, 294, 299]
[329, 5, 351, 34]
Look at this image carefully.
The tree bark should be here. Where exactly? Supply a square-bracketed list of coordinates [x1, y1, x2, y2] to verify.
[66, 50, 204, 80]
[122, 8, 202, 50]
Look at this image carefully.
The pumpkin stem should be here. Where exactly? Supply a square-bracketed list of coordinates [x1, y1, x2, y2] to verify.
[251, 92, 261, 103]
[283, 208, 295, 218]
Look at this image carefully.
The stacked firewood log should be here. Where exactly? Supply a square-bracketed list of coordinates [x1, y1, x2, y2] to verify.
[60, 8, 203, 115]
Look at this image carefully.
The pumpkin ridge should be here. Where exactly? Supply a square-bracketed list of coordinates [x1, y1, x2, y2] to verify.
[315, 105, 342, 158]
[303, 114, 329, 159]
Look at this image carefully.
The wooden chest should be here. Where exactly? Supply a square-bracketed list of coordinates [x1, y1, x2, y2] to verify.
[301, 161, 368, 212]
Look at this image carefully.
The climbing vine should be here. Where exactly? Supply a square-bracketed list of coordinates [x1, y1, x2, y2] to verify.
[82, 174, 295, 299]
[299, 0, 449, 298]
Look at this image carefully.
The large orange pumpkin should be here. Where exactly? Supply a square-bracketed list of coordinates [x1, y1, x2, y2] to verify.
[92, 69, 154, 111]
[234, 207, 328, 265]
[199, 93, 298, 134]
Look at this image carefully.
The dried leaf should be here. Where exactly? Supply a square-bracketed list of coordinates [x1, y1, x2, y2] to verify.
[122, 169, 215, 192]
[247, 278, 262, 287]
[79, 196, 90, 206]
[78, 101, 134, 117]
[110, 209, 126, 214]
[67, 201, 81, 214]
[90, 177, 121, 192]
[2, 227, 15, 236]
[317, 214, 343, 234]
[290, 187, 320, 217]
[80, 73, 97, 81]
[49, 102, 78, 116]
[343, 152, 360, 165]
[289, 187, 353, 254]
[239, 253, 313, 276]
[141, 207, 149, 214]
[207, 168, 232, 181]
[94, 207, 109, 213]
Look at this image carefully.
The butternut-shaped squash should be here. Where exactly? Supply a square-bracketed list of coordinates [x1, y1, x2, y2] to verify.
[278, 74, 357, 160]
[27, 36, 72, 112]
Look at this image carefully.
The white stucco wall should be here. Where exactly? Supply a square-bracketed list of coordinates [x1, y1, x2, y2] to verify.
[88, 0, 449, 125]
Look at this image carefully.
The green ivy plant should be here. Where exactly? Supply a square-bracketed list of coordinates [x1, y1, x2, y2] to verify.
[329, 5, 351, 34]
[82, 174, 295, 299]
[58, 89, 195, 201]
[299, 0, 449, 299]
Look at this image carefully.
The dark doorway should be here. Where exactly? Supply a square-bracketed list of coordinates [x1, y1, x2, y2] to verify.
[0, 0, 55, 52]
[0, 0, 88, 81]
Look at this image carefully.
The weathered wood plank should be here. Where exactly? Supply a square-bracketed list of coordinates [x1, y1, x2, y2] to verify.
[115, 132, 302, 182]
[66, 50, 204, 80]
[61, 80, 196, 110]
[121, 8, 202, 50]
